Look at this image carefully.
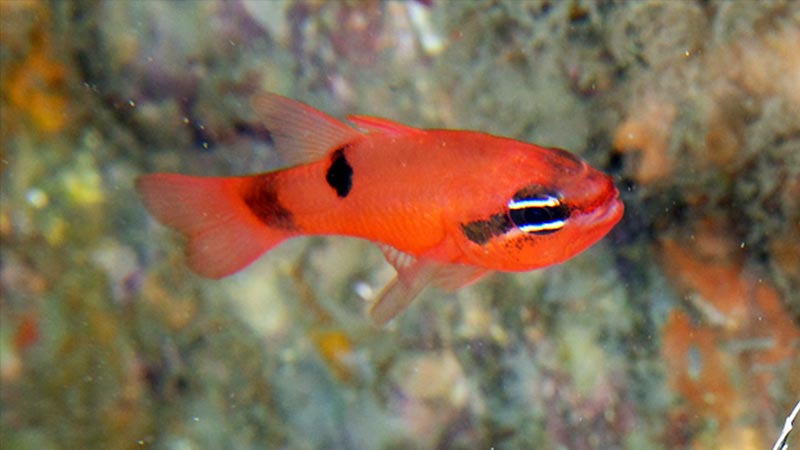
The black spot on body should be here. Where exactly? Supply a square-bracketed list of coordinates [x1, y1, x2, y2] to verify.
[243, 175, 297, 230]
[326, 148, 353, 198]
[461, 213, 513, 245]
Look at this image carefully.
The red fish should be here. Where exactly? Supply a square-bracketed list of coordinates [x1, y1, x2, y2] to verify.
[136, 93, 623, 325]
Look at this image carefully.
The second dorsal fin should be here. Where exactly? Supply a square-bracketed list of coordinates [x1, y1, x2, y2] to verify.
[347, 115, 422, 136]
[252, 93, 363, 166]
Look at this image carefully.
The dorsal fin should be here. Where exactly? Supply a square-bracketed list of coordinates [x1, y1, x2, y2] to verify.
[347, 115, 422, 136]
[252, 93, 362, 166]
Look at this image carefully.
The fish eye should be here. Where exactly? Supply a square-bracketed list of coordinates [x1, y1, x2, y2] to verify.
[507, 188, 570, 234]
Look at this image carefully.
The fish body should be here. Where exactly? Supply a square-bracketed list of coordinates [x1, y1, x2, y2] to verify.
[137, 93, 624, 324]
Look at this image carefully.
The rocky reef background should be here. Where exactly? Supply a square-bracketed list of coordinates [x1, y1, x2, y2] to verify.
[1, 1, 798, 449]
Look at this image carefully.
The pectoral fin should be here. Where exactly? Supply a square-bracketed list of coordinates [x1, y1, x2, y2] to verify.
[432, 264, 490, 292]
[370, 245, 490, 326]
[369, 257, 442, 326]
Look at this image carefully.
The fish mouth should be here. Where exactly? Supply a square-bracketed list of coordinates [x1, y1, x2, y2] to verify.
[599, 196, 624, 225]
[576, 187, 624, 227]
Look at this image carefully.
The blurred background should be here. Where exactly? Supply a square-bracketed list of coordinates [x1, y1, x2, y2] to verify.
[1, 1, 798, 449]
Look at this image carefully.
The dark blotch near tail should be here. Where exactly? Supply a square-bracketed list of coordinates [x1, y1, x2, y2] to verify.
[243, 175, 297, 230]
[326, 147, 353, 198]
[461, 213, 513, 245]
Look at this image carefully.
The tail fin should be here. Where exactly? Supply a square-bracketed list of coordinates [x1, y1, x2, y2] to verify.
[136, 173, 288, 278]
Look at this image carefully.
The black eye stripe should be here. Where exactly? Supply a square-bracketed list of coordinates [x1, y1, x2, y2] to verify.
[460, 213, 513, 245]
[508, 188, 570, 235]
[460, 187, 571, 244]
[508, 203, 569, 235]
[508, 194, 560, 210]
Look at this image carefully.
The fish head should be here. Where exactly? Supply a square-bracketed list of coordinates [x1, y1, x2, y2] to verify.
[454, 144, 624, 271]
